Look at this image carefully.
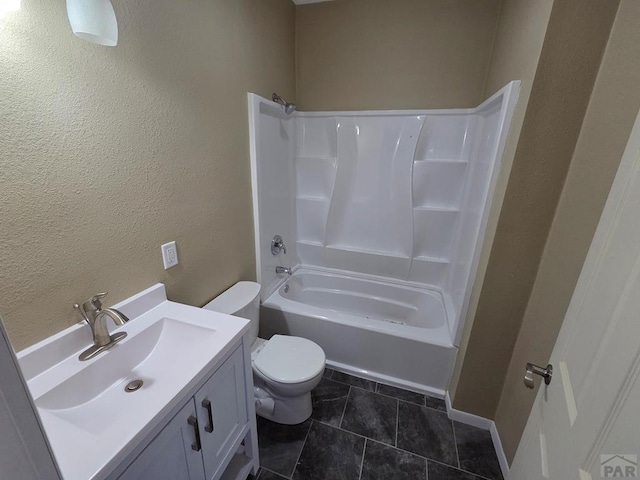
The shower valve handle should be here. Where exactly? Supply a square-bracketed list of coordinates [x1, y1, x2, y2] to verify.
[271, 235, 287, 255]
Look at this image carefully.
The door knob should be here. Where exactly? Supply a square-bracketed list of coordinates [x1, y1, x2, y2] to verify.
[524, 363, 553, 389]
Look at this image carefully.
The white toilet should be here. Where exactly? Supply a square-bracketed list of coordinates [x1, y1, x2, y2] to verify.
[203, 281, 326, 425]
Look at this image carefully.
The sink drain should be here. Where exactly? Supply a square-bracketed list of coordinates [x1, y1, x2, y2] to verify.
[125, 379, 143, 393]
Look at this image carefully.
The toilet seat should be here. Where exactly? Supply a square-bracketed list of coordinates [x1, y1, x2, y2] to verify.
[253, 335, 325, 384]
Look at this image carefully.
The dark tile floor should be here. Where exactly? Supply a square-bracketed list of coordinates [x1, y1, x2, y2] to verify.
[253, 369, 503, 480]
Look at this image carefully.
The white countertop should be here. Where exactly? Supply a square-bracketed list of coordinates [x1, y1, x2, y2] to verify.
[18, 284, 249, 480]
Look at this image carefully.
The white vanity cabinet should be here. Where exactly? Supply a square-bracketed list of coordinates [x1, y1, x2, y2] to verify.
[194, 346, 248, 480]
[117, 344, 257, 480]
[116, 401, 205, 480]
[19, 285, 258, 480]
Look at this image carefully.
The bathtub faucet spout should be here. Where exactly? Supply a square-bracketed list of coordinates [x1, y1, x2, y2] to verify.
[276, 266, 292, 275]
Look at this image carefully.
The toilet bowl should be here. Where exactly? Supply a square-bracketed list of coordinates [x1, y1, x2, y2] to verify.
[203, 281, 325, 425]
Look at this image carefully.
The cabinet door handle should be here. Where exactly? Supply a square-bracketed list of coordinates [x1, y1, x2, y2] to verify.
[188, 415, 202, 451]
[202, 398, 214, 433]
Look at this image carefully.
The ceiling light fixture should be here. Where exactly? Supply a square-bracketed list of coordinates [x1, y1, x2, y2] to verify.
[0, 0, 21, 19]
[66, 0, 118, 47]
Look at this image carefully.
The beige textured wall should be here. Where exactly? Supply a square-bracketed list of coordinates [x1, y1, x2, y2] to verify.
[494, 0, 640, 462]
[295, 0, 502, 111]
[0, 0, 295, 351]
[448, 0, 554, 400]
[452, 0, 620, 419]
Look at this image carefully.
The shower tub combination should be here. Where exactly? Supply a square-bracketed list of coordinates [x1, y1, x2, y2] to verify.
[249, 83, 519, 396]
[261, 268, 455, 393]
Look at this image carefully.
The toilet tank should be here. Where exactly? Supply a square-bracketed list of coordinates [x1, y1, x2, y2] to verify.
[203, 281, 261, 345]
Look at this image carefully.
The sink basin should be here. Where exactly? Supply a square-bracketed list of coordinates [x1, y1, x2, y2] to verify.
[18, 284, 249, 480]
[36, 317, 217, 433]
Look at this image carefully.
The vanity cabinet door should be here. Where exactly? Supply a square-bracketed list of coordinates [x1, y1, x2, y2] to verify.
[118, 400, 206, 480]
[195, 346, 248, 480]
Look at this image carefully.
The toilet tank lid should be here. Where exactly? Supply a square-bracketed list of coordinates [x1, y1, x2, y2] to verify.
[203, 281, 261, 315]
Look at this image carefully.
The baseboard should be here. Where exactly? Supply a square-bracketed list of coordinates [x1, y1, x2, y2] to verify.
[490, 421, 510, 479]
[445, 392, 510, 479]
[326, 360, 446, 399]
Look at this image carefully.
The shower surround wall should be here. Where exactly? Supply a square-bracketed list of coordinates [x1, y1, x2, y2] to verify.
[249, 82, 519, 391]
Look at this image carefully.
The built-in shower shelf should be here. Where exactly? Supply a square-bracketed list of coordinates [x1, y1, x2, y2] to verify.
[415, 158, 469, 164]
[296, 240, 325, 266]
[295, 156, 337, 201]
[413, 206, 460, 213]
[297, 193, 330, 243]
[297, 240, 323, 247]
[297, 241, 414, 278]
[296, 156, 337, 162]
[412, 207, 459, 259]
[408, 255, 451, 286]
[326, 245, 411, 259]
[412, 158, 467, 209]
[413, 255, 450, 264]
[296, 195, 330, 202]
[324, 245, 412, 279]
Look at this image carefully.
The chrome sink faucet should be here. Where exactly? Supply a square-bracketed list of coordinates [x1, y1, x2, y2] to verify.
[74, 293, 129, 361]
[276, 266, 292, 275]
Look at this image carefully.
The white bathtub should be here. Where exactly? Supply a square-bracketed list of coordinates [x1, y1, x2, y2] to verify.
[260, 268, 458, 397]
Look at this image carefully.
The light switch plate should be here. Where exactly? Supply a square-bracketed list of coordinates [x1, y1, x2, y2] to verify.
[161, 241, 179, 269]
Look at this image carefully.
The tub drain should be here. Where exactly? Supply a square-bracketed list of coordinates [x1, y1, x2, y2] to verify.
[125, 379, 143, 392]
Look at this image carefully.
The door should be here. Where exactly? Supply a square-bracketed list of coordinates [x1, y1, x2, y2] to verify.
[118, 400, 205, 480]
[195, 346, 248, 480]
[510, 110, 640, 479]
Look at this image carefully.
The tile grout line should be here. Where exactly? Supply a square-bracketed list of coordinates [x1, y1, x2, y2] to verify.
[340, 379, 440, 410]
[451, 420, 461, 469]
[271, 372, 474, 480]
[260, 467, 288, 479]
[346, 385, 374, 395]
[332, 422, 394, 446]
[323, 414, 449, 466]
[312, 417, 491, 480]
[338, 386, 352, 428]
[395, 399, 400, 448]
[422, 404, 447, 413]
[331, 371, 443, 399]
[398, 397, 448, 415]
[331, 373, 445, 411]
[259, 466, 292, 479]
[335, 380, 376, 393]
[379, 391, 428, 407]
[288, 420, 313, 480]
[260, 373, 492, 480]
[427, 458, 495, 480]
[340, 385, 401, 448]
[309, 413, 473, 477]
[358, 438, 367, 480]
